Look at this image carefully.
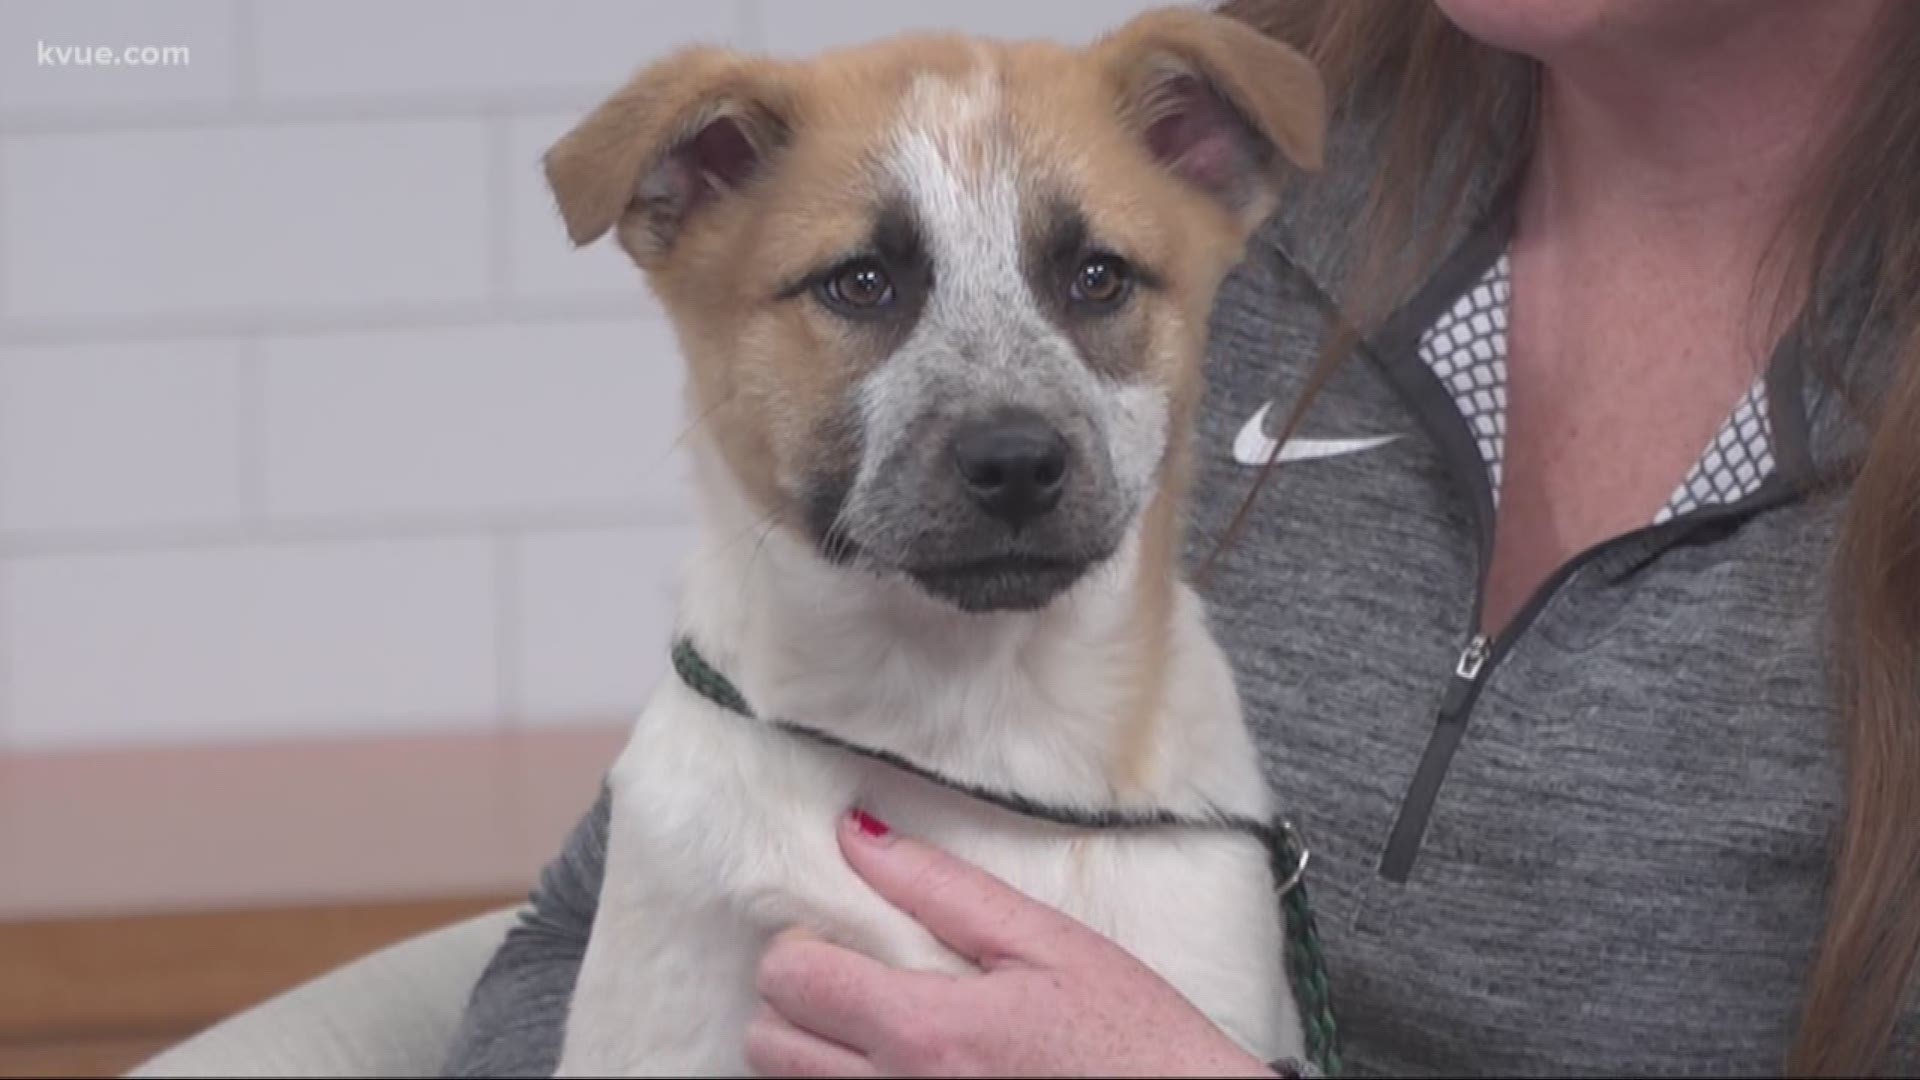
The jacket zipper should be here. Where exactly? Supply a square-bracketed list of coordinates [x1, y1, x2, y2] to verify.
[1373, 493, 1794, 884]
[1375, 558, 1572, 883]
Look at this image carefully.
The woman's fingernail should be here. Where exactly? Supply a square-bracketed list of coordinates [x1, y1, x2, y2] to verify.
[849, 807, 892, 840]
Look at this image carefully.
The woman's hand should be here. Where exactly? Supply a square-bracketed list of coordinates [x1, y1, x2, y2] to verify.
[746, 809, 1278, 1078]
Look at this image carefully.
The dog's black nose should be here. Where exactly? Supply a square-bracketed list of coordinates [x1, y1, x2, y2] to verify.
[950, 411, 1070, 527]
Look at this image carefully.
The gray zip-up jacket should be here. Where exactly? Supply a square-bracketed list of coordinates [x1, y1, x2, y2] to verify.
[444, 97, 1907, 1077]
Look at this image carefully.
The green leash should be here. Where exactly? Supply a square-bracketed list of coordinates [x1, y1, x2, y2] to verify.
[1277, 827, 1342, 1077]
[670, 638, 1342, 1076]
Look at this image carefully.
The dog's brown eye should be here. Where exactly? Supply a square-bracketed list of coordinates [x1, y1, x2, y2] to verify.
[1071, 254, 1131, 307]
[824, 261, 894, 310]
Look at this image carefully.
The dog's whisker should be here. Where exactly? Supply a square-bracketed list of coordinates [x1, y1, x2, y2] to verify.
[734, 514, 782, 608]
[670, 388, 739, 453]
[820, 510, 855, 567]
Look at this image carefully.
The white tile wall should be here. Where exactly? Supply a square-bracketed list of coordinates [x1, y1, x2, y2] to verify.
[260, 319, 687, 520]
[2, 120, 492, 323]
[0, 339, 246, 534]
[513, 525, 698, 721]
[2, 538, 497, 749]
[0, 0, 1188, 751]
[761, 0, 1177, 55]
[254, 3, 741, 105]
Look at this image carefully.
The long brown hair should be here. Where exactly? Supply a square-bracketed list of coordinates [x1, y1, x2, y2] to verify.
[1215, 0, 1920, 1073]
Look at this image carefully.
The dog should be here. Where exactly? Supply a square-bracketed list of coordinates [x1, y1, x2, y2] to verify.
[542, 8, 1326, 1074]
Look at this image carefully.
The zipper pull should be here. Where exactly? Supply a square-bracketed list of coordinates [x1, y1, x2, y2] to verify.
[1455, 634, 1491, 680]
[1379, 632, 1497, 883]
[1440, 633, 1492, 715]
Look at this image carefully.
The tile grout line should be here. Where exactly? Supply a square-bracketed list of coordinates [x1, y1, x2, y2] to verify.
[485, 108, 516, 304]
[236, 335, 268, 519]
[0, 502, 691, 560]
[0, 90, 607, 137]
[494, 531, 524, 733]
[0, 295, 653, 348]
[0, 127, 10, 319]
[231, 0, 261, 104]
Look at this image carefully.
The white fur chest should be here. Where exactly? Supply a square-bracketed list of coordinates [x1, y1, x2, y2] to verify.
[554, 671, 1301, 1077]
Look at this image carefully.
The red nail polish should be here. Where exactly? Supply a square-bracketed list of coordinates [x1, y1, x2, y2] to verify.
[850, 808, 891, 838]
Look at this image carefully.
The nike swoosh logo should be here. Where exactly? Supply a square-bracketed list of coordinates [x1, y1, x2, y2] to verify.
[1232, 402, 1403, 466]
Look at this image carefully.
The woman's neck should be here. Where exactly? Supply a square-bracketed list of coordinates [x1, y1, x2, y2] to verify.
[1477, 2, 1885, 633]
[1528, 2, 1881, 238]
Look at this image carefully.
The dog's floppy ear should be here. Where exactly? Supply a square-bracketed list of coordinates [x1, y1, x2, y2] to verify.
[544, 47, 795, 265]
[1097, 8, 1326, 231]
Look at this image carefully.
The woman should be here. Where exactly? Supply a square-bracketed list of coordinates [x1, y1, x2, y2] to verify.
[446, 0, 1920, 1074]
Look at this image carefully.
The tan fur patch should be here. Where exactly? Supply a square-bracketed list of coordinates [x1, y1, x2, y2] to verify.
[622, 39, 1015, 531]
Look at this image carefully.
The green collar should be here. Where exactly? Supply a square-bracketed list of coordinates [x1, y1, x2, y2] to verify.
[670, 637, 1342, 1076]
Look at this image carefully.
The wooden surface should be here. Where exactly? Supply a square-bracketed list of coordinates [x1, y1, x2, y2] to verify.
[0, 724, 629, 1077]
[0, 724, 626, 919]
[0, 895, 515, 1079]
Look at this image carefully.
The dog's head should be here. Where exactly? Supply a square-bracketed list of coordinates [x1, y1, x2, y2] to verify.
[548, 9, 1323, 612]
